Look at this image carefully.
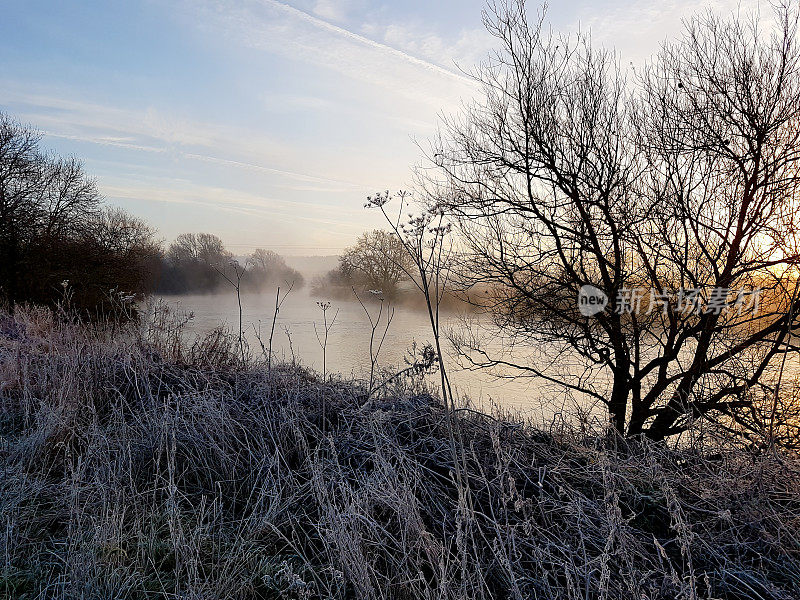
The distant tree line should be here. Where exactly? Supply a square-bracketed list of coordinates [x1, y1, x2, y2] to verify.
[313, 230, 410, 299]
[0, 113, 161, 313]
[0, 112, 302, 312]
[312, 229, 478, 310]
[157, 233, 303, 294]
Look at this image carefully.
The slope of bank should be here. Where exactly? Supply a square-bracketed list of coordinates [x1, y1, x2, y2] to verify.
[0, 305, 798, 599]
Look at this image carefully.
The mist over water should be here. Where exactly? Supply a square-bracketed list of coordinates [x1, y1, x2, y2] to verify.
[159, 281, 800, 429]
[158, 286, 565, 419]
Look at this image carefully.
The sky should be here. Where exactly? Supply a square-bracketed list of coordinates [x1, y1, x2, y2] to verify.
[0, 0, 766, 255]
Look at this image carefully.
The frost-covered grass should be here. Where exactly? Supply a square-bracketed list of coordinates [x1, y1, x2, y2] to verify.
[1, 305, 799, 599]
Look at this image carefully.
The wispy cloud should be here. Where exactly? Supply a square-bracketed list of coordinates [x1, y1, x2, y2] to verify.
[310, 0, 355, 23]
[102, 177, 372, 230]
[181, 154, 364, 189]
[364, 20, 494, 73]
[262, 0, 474, 82]
[187, 0, 477, 112]
[1, 85, 376, 191]
[572, 0, 771, 64]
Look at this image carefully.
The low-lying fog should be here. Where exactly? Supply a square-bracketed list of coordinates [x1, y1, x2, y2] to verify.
[156, 258, 571, 420]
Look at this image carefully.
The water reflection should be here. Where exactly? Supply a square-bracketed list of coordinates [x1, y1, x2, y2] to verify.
[157, 288, 566, 419]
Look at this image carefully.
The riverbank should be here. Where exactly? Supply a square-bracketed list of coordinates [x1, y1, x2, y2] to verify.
[1, 305, 799, 599]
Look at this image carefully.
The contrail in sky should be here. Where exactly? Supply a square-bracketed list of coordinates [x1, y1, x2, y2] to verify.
[263, 0, 477, 86]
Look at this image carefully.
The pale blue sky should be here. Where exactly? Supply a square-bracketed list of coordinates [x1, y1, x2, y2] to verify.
[0, 0, 762, 254]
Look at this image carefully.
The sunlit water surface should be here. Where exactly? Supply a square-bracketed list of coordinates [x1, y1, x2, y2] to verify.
[156, 288, 577, 420]
[156, 288, 800, 426]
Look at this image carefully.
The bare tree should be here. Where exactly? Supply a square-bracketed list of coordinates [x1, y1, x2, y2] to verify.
[0, 115, 45, 303]
[0, 113, 160, 312]
[427, 1, 800, 444]
[81, 207, 163, 301]
[41, 156, 100, 239]
[161, 232, 232, 294]
[247, 248, 304, 290]
[0, 115, 103, 299]
[166, 232, 230, 265]
[339, 229, 412, 297]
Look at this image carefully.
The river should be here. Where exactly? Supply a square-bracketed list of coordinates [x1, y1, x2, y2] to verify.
[155, 287, 575, 420]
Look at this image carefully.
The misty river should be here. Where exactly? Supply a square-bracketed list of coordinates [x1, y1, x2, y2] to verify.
[156, 287, 581, 421]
